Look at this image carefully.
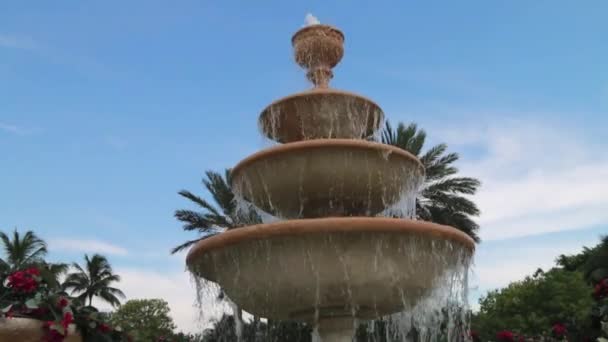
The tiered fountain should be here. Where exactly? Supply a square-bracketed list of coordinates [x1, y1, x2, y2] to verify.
[187, 21, 475, 341]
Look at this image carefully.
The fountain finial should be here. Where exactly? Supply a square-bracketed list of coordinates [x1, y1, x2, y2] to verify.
[292, 23, 344, 88]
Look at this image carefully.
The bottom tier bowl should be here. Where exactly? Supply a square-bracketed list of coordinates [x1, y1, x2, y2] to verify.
[186, 217, 474, 322]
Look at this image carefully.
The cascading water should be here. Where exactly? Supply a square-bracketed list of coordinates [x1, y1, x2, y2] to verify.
[187, 16, 474, 342]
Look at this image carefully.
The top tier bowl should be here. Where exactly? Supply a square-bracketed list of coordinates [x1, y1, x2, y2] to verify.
[293, 24, 344, 88]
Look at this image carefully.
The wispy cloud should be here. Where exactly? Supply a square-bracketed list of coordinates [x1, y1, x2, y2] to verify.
[0, 122, 26, 135]
[0, 33, 38, 50]
[423, 115, 608, 241]
[49, 238, 128, 256]
[0, 33, 113, 79]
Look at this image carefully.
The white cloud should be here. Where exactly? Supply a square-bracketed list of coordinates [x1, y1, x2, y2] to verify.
[93, 264, 230, 333]
[94, 269, 200, 333]
[49, 238, 129, 256]
[472, 243, 589, 290]
[429, 116, 608, 240]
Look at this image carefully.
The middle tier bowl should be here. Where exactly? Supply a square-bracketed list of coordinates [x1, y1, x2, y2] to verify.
[231, 139, 425, 219]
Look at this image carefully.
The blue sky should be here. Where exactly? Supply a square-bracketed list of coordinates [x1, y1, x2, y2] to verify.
[1, 1, 607, 332]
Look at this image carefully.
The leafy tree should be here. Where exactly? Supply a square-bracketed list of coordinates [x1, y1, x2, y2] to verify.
[63, 253, 125, 307]
[201, 315, 310, 342]
[382, 121, 481, 242]
[472, 267, 593, 340]
[110, 299, 177, 342]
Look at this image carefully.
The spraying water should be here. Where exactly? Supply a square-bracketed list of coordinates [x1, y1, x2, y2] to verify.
[305, 13, 321, 26]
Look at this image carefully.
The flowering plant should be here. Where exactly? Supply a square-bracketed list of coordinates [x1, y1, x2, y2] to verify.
[0, 266, 129, 341]
[551, 323, 567, 340]
[496, 330, 515, 342]
[593, 277, 608, 342]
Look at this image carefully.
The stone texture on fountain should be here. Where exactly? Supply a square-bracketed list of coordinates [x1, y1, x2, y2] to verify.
[292, 24, 344, 88]
[187, 22, 474, 342]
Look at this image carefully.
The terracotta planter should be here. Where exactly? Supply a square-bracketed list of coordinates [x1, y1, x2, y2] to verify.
[0, 317, 81, 342]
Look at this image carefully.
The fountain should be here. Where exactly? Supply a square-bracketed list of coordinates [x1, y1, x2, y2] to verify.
[187, 20, 475, 341]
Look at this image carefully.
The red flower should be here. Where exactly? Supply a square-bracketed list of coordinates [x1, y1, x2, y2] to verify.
[7, 269, 39, 293]
[552, 323, 567, 337]
[61, 312, 73, 331]
[594, 278, 608, 299]
[98, 323, 112, 333]
[496, 330, 515, 342]
[57, 297, 69, 309]
[25, 267, 40, 276]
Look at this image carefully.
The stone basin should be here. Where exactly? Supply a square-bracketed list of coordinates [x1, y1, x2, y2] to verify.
[186, 217, 474, 322]
[230, 139, 424, 219]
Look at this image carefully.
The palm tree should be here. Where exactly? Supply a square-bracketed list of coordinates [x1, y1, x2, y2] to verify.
[63, 254, 125, 307]
[175, 169, 261, 342]
[382, 121, 481, 242]
[0, 229, 48, 272]
[0, 229, 69, 289]
[172, 169, 260, 254]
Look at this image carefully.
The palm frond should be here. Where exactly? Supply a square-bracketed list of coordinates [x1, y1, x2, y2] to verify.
[423, 177, 481, 195]
[171, 237, 209, 254]
[203, 170, 236, 216]
[381, 121, 481, 242]
[178, 190, 223, 218]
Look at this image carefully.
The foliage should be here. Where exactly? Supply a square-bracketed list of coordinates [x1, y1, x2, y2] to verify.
[63, 253, 125, 307]
[110, 299, 177, 342]
[381, 121, 481, 242]
[472, 236, 608, 340]
[163, 331, 205, 342]
[200, 315, 311, 342]
[472, 267, 592, 340]
[174, 169, 262, 341]
[582, 236, 608, 341]
[0, 229, 48, 273]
